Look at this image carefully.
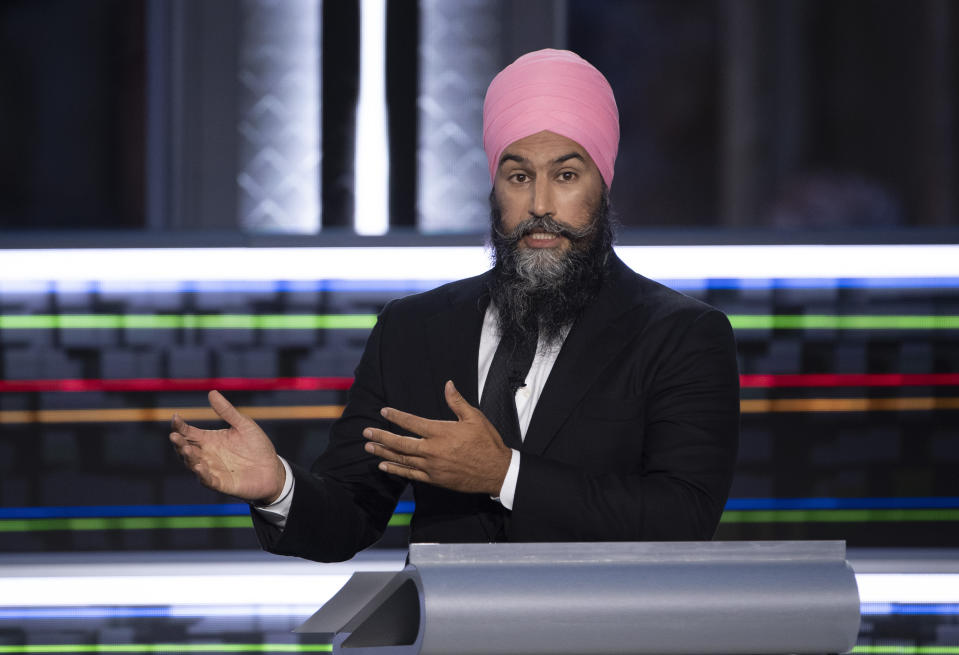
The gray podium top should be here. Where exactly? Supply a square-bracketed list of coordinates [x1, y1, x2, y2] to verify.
[299, 541, 861, 655]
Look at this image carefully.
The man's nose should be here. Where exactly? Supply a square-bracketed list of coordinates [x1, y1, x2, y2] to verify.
[529, 176, 555, 217]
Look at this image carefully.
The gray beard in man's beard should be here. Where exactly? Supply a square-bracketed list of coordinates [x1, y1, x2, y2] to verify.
[486, 190, 614, 349]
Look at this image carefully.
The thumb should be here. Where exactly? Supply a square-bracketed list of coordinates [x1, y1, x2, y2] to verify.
[208, 390, 246, 428]
[444, 380, 474, 421]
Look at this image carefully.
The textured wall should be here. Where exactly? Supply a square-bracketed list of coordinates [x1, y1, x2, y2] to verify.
[417, 0, 503, 233]
[236, 0, 321, 233]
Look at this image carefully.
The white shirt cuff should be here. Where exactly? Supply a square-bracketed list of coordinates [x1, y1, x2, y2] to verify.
[251, 456, 294, 529]
[495, 449, 521, 510]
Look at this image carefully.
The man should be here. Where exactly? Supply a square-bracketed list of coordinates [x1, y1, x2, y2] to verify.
[170, 49, 740, 563]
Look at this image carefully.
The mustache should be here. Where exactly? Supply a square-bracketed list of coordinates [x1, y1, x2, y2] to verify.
[492, 213, 598, 244]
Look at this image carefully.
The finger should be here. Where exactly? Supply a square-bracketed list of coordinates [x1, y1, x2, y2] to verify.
[363, 427, 424, 456]
[170, 414, 203, 441]
[172, 441, 200, 473]
[169, 431, 188, 448]
[169, 435, 220, 488]
[379, 406, 442, 439]
[208, 390, 247, 428]
[364, 441, 426, 469]
[190, 459, 219, 489]
[377, 460, 431, 483]
[444, 379, 475, 421]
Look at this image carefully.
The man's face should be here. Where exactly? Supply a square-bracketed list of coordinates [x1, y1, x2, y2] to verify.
[492, 130, 605, 252]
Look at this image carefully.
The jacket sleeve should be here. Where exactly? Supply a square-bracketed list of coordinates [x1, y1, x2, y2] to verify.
[509, 309, 740, 542]
[251, 301, 408, 562]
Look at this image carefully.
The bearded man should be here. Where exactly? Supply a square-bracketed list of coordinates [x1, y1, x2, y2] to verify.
[170, 50, 740, 563]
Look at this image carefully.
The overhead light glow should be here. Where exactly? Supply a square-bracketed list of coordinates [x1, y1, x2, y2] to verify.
[1, 245, 957, 284]
[0, 574, 349, 607]
[856, 574, 959, 603]
[354, 0, 390, 235]
[0, 557, 405, 607]
[0, 572, 954, 609]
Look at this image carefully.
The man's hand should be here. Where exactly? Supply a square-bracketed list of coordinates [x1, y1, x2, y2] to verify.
[169, 390, 286, 505]
[363, 380, 512, 496]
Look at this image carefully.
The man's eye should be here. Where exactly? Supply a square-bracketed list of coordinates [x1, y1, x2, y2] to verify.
[511, 173, 528, 183]
[559, 171, 576, 181]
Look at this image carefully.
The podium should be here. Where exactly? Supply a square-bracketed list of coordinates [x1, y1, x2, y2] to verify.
[297, 541, 860, 655]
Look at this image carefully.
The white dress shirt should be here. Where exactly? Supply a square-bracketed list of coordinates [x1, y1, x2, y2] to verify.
[254, 305, 568, 526]
[476, 306, 566, 509]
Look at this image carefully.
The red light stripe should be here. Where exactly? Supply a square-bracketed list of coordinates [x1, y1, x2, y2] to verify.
[0, 377, 353, 393]
[741, 397, 959, 412]
[3, 373, 958, 394]
[740, 373, 959, 388]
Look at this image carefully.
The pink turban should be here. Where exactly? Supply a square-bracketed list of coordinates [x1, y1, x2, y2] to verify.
[483, 49, 620, 187]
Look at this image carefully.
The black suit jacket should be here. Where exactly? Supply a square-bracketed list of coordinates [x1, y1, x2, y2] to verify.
[253, 254, 740, 562]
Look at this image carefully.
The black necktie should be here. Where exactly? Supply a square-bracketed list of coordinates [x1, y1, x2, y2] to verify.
[480, 330, 538, 450]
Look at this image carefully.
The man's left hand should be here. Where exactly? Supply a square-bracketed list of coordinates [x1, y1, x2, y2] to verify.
[363, 380, 512, 496]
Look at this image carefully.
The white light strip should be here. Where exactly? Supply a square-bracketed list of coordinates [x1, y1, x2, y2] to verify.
[856, 574, 959, 603]
[0, 557, 405, 607]
[0, 247, 488, 282]
[0, 574, 349, 607]
[167, 604, 318, 617]
[0, 571, 956, 607]
[354, 0, 390, 235]
[0, 245, 957, 283]
[615, 244, 959, 280]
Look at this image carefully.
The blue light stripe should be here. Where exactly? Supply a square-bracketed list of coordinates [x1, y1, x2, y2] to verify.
[724, 497, 959, 510]
[0, 607, 174, 620]
[0, 606, 318, 620]
[861, 603, 959, 616]
[3, 602, 957, 622]
[0, 504, 251, 519]
[0, 501, 416, 520]
[694, 277, 959, 290]
[5, 498, 956, 521]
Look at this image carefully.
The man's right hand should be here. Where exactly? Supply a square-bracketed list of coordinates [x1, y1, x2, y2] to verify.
[169, 390, 286, 505]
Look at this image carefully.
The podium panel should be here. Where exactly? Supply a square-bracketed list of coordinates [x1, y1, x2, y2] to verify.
[298, 541, 861, 655]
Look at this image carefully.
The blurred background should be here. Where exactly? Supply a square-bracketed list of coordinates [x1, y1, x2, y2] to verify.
[3, 0, 958, 234]
[1, 0, 959, 652]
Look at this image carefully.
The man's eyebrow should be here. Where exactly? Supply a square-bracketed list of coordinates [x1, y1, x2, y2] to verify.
[498, 152, 586, 167]
[554, 152, 585, 164]
[498, 153, 527, 167]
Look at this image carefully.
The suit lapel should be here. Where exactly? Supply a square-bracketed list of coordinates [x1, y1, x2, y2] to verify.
[424, 274, 490, 413]
[421, 274, 501, 542]
[522, 256, 641, 456]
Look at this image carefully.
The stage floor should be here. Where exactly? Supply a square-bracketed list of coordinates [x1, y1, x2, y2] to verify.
[1, 548, 957, 653]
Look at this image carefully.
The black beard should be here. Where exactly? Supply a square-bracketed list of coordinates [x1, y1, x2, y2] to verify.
[486, 190, 614, 348]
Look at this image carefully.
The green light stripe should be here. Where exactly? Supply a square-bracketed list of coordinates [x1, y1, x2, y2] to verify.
[853, 647, 959, 654]
[720, 509, 959, 523]
[5, 509, 957, 533]
[728, 315, 959, 330]
[0, 516, 254, 532]
[0, 645, 331, 653]
[5, 646, 959, 655]
[388, 513, 412, 527]
[0, 513, 415, 533]
[0, 315, 377, 330]
[4, 645, 959, 655]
